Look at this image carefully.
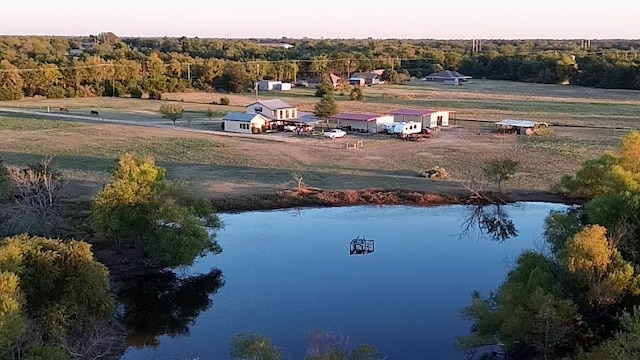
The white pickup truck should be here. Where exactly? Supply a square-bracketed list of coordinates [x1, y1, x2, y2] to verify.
[324, 128, 346, 139]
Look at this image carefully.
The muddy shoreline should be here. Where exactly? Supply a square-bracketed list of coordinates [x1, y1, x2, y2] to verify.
[210, 188, 581, 213]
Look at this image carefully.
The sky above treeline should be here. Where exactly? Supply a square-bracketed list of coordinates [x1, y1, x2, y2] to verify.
[5, 0, 640, 39]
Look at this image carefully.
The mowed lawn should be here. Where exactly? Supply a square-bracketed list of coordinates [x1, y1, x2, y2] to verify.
[0, 80, 638, 201]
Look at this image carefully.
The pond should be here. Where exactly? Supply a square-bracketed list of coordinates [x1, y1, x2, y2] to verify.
[120, 202, 567, 360]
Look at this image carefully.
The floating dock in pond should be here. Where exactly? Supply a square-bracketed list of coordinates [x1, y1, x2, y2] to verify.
[350, 235, 374, 255]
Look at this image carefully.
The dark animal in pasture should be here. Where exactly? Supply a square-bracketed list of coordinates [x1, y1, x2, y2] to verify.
[90, 110, 100, 116]
[59, 107, 69, 113]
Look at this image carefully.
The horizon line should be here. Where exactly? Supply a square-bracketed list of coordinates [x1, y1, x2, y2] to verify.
[2, 33, 640, 41]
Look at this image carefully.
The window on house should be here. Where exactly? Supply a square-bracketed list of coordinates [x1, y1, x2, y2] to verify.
[279, 110, 283, 119]
[286, 110, 290, 119]
[254, 107, 262, 113]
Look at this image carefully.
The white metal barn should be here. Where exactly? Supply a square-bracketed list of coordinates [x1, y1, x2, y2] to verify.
[387, 108, 450, 128]
[223, 112, 269, 134]
[257, 80, 282, 91]
[332, 113, 394, 133]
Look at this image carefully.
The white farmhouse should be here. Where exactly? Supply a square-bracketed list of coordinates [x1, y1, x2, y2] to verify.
[245, 99, 298, 121]
[222, 112, 269, 134]
[387, 108, 450, 128]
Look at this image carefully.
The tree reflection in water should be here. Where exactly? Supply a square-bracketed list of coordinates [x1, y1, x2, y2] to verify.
[117, 268, 224, 348]
[460, 205, 518, 242]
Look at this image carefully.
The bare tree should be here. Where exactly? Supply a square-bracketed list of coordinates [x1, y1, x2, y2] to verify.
[292, 173, 305, 192]
[7, 157, 63, 219]
[63, 320, 127, 360]
[0, 157, 64, 236]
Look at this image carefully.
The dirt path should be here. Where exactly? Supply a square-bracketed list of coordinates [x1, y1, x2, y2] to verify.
[0, 107, 295, 142]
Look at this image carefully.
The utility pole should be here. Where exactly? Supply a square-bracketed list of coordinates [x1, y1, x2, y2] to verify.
[187, 63, 191, 87]
[112, 64, 115, 98]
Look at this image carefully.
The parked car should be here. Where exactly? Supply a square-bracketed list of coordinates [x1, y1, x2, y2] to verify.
[284, 125, 296, 132]
[324, 128, 346, 139]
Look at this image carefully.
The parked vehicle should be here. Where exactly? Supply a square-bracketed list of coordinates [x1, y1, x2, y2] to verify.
[385, 122, 403, 134]
[393, 121, 422, 136]
[284, 125, 296, 132]
[324, 128, 347, 139]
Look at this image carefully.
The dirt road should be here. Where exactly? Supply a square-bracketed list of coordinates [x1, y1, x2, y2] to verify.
[0, 107, 293, 142]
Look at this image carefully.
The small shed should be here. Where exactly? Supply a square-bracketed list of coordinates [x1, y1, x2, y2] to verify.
[495, 119, 549, 135]
[387, 108, 450, 128]
[274, 83, 291, 91]
[223, 112, 269, 134]
[257, 80, 281, 91]
[332, 113, 394, 133]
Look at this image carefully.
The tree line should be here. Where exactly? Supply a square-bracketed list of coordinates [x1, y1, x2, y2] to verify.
[1, 34, 640, 101]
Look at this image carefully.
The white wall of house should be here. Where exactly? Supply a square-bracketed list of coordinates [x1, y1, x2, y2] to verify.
[274, 108, 297, 120]
[246, 105, 297, 120]
[224, 117, 266, 134]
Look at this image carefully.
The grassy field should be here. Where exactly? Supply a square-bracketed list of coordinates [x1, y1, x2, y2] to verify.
[0, 80, 638, 203]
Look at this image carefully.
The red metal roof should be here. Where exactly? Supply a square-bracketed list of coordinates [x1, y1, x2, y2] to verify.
[388, 108, 437, 116]
[333, 113, 381, 121]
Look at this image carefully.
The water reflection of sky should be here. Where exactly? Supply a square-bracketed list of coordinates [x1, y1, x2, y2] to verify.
[122, 202, 567, 360]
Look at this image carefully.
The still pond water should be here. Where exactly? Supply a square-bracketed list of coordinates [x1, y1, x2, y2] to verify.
[121, 202, 567, 360]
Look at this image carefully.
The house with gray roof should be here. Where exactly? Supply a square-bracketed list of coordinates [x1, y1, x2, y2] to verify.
[245, 99, 298, 121]
[424, 70, 472, 85]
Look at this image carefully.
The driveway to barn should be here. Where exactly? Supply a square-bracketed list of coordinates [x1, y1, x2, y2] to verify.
[0, 107, 295, 143]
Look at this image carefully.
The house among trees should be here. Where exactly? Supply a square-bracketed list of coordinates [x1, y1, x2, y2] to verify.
[350, 70, 385, 86]
[257, 80, 292, 91]
[424, 70, 472, 85]
[297, 73, 343, 88]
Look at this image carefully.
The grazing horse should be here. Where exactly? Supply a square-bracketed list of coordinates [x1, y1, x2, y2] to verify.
[90, 110, 100, 116]
[59, 107, 69, 113]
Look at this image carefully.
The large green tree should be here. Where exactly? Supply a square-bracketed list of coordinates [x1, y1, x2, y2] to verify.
[92, 153, 221, 267]
[314, 93, 338, 121]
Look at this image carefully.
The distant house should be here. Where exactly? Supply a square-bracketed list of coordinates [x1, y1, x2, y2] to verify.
[68, 48, 83, 57]
[297, 73, 342, 88]
[257, 80, 281, 91]
[245, 99, 298, 121]
[256, 42, 294, 49]
[332, 113, 394, 133]
[424, 70, 471, 85]
[223, 112, 269, 134]
[274, 83, 291, 91]
[350, 71, 383, 86]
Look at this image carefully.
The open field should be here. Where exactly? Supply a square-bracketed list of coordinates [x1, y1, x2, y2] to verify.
[0, 80, 638, 204]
